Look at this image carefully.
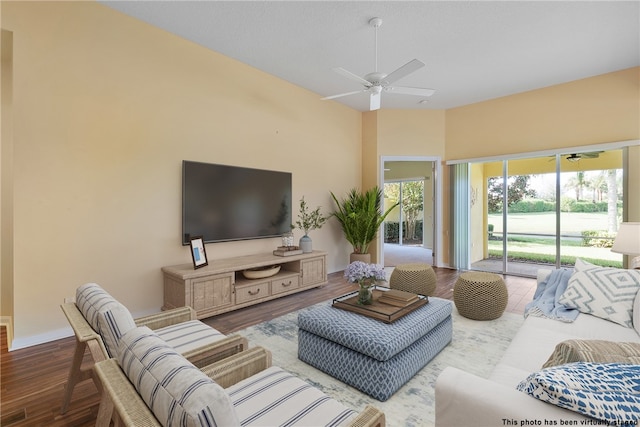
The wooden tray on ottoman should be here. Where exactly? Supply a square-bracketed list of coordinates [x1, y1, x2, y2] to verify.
[332, 288, 428, 323]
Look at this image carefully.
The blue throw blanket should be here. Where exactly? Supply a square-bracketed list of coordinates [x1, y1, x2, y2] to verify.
[524, 268, 579, 322]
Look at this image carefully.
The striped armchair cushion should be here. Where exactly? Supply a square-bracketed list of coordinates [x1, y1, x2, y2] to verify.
[76, 283, 119, 330]
[118, 326, 240, 427]
[155, 320, 226, 354]
[76, 283, 136, 357]
[227, 366, 357, 426]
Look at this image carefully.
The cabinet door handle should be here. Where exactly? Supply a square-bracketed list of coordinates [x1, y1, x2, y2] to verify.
[248, 288, 261, 296]
[281, 281, 292, 287]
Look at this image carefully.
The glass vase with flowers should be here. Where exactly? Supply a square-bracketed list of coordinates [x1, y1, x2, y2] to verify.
[344, 261, 387, 305]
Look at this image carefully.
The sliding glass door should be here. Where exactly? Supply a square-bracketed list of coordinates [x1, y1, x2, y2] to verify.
[466, 148, 625, 277]
[384, 180, 425, 246]
[558, 151, 623, 269]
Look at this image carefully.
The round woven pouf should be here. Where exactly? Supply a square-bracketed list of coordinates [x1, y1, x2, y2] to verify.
[453, 272, 508, 320]
[389, 263, 437, 296]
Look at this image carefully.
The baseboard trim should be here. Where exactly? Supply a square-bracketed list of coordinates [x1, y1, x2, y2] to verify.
[0, 316, 14, 351]
[9, 326, 73, 351]
[7, 308, 158, 351]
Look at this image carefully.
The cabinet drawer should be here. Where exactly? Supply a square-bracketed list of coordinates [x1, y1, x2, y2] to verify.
[271, 275, 299, 295]
[235, 282, 269, 304]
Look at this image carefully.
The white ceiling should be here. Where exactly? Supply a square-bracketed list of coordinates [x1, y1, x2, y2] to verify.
[101, 1, 640, 111]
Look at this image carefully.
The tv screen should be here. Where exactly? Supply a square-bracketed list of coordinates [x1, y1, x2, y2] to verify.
[182, 161, 292, 245]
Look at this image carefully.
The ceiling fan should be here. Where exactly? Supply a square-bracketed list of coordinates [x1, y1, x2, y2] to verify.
[321, 17, 435, 111]
[564, 152, 602, 162]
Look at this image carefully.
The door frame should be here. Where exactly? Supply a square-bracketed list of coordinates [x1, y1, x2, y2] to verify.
[379, 156, 443, 267]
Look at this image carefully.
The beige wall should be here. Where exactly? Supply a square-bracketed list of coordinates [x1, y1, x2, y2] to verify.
[369, 70, 639, 267]
[2, 2, 361, 348]
[446, 68, 640, 160]
[445, 67, 640, 266]
[626, 145, 640, 222]
[2, 2, 639, 348]
[1, 29, 14, 343]
[362, 110, 446, 262]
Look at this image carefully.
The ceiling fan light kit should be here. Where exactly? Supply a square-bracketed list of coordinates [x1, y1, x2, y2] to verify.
[321, 17, 436, 111]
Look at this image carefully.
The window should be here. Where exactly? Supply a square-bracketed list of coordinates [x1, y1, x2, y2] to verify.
[453, 148, 626, 276]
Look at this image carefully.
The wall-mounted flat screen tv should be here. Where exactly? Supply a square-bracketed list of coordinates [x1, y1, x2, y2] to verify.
[182, 161, 292, 245]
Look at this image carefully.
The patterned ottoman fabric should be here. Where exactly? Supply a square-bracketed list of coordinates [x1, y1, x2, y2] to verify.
[298, 297, 453, 361]
[298, 297, 453, 401]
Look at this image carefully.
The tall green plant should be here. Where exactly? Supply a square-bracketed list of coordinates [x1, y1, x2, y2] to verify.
[330, 187, 399, 254]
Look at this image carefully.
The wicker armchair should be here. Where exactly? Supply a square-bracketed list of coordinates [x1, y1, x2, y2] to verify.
[60, 290, 247, 414]
[94, 346, 385, 427]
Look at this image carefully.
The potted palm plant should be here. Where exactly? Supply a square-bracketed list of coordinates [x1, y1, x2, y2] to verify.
[330, 186, 399, 263]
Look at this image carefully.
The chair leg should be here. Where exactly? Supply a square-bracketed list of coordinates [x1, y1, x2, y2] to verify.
[61, 339, 89, 414]
[95, 390, 115, 427]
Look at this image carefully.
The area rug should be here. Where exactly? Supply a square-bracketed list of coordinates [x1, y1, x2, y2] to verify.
[234, 300, 524, 427]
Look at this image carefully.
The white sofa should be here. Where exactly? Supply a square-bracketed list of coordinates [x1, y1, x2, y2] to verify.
[435, 267, 640, 426]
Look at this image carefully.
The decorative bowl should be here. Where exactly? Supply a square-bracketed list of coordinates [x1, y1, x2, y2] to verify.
[242, 265, 281, 279]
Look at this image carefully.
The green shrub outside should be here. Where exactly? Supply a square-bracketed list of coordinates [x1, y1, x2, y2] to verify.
[581, 230, 616, 248]
[384, 221, 423, 242]
[508, 199, 555, 213]
[489, 198, 621, 214]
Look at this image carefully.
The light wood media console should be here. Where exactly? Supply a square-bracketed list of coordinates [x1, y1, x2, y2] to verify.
[162, 250, 327, 319]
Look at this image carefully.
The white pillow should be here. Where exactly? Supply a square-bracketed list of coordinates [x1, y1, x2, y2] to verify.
[634, 289, 640, 336]
[558, 259, 640, 328]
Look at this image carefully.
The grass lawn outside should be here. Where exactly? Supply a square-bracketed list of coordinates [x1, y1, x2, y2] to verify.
[484, 212, 623, 268]
[487, 212, 614, 236]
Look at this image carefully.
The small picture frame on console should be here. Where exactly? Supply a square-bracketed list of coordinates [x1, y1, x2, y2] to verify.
[189, 236, 208, 269]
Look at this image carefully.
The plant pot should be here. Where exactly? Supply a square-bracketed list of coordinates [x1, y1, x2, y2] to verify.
[299, 235, 312, 253]
[350, 252, 371, 264]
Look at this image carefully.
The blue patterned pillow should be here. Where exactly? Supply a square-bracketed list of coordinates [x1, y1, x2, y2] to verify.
[558, 259, 640, 328]
[517, 362, 640, 423]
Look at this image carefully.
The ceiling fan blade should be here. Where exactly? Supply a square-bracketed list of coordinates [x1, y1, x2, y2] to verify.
[384, 59, 425, 85]
[581, 151, 602, 158]
[321, 89, 366, 101]
[332, 67, 372, 86]
[385, 86, 435, 97]
[369, 91, 381, 111]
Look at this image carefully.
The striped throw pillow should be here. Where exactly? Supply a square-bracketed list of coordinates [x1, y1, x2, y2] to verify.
[543, 340, 640, 368]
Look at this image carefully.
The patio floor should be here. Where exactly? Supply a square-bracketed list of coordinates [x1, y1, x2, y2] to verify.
[383, 243, 539, 315]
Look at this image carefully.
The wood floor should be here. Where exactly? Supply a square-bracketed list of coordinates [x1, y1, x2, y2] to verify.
[0, 268, 535, 427]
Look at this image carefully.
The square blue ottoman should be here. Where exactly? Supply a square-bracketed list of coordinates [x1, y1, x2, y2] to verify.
[297, 296, 453, 401]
